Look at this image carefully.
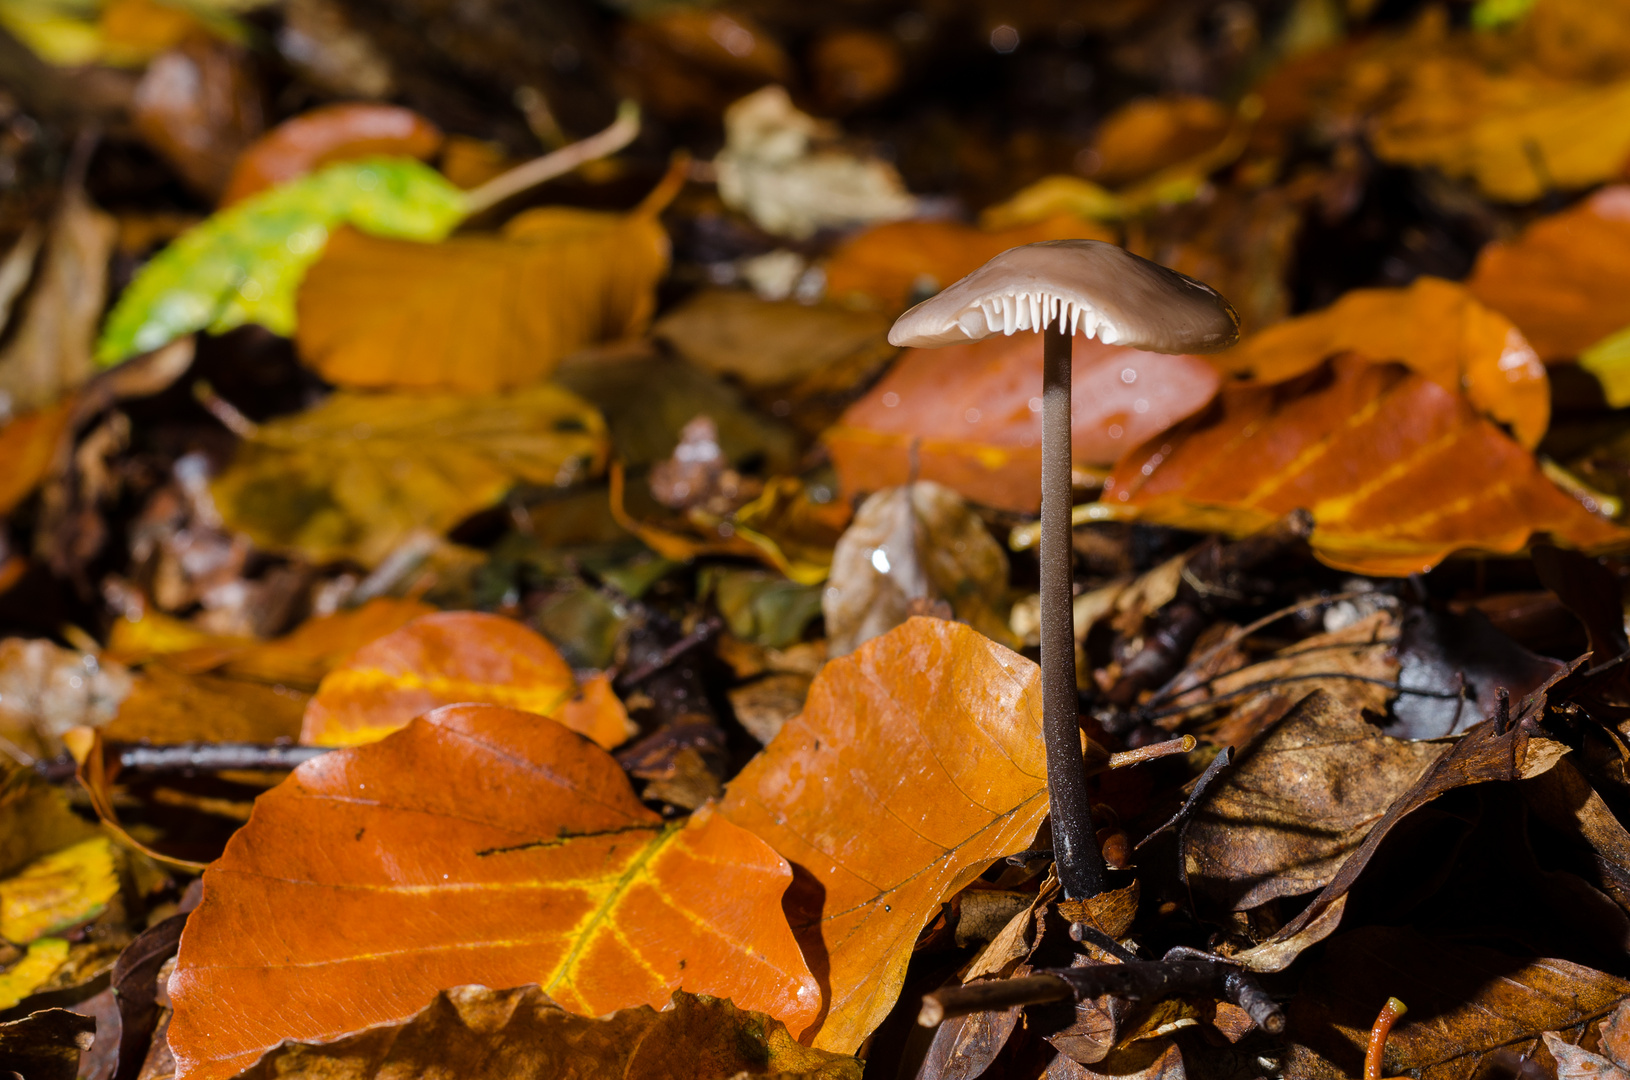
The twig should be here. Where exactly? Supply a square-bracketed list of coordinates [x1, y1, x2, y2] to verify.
[1134, 745, 1233, 851]
[112, 742, 330, 775]
[615, 618, 719, 688]
[192, 380, 259, 439]
[462, 101, 640, 216]
[919, 958, 1284, 1033]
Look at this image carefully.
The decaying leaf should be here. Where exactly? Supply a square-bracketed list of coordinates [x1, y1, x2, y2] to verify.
[102, 663, 306, 744]
[0, 836, 120, 944]
[209, 383, 608, 567]
[301, 610, 632, 750]
[720, 617, 1052, 1053]
[95, 158, 466, 364]
[1466, 186, 1630, 364]
[1105, 355, 1626, 576]
[170, 703, 820, 1080]
[652, 288, 894, 389]
[1544, 1032, 1630, 1080]
[0, 1008, 95, 1080]
[294, 196, 672, 393]
[827, 335, 1219, 512]
[0, 637, 132, 760]
[0, 400, 73, 516]
[235, 985, 859, 1080]
[822, 481, 1010, 656]
[1181, 690, 1444, 913]
[0, 188, 116, 416]
[1286, 926, 1630, 1080]
[222, 104, 444, 206]
[822, 215, 1117, 313]
[1211, 277, 1548, 449]
[132, 37, 263, 199]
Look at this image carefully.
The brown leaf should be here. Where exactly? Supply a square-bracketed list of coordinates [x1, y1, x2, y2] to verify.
[824, 215, 1116, 312]
[1105, 355, 1626, 577]
[822, 482, 1011, 656]
[1181, 689, 1443, 913]
[0, 399, 73, 517]
[104, 665, 306, 745]
[1545, 1032, 1630, 1080]
[301, 611, 633, 750]
[1234, 718, 1570, 970]
[1210, 277, 1547, 448]
[719, 617, 1052, 1053]
[131, 37, 262, 199]
[1087, 95, 1232, 187]
[0, 1009, 96, 1080]
[170, 704, 820, 1080]
[221, 104, 443, 206]
[1286, 926, 1630, 1080]
[295, 200, 671, 394]
[1467, 186, 1630, 363]
[235, 985, 859, 1080]
[827, 335, 1220, 512]
[0, 637, 132, 760]
[0, 189, 116, 416]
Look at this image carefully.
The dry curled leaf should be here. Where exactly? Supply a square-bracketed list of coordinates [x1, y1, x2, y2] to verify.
[295, 200, 670, 393]
[0, 637, 131, 760]
[301, 610, 633, 750]
[235, 985, 859, 1080]
[1104, 355, 1626, 577]
[827, 334, 1219, 512]
[1211, 277, 1547, 449]
[170, 703, 820, 1080]
[209, 383, 608, 567]
[222, 104, 444, 206]
[720, 617, 1052, 1053]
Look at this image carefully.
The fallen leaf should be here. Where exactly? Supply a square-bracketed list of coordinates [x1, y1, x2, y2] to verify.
[209, 383, 608, 567]
[714, 86, 916, 240]
[0, 401, 72, 516]
[0, 836, 120, 944]
[827, 334, 1220, 512]
[1389, 606, 1562, 739]
[293, 197, 672, 393]
[1210, 277, 1548, 449]
[0, 939, 72, 1010]
[1466, 186, 1630, 363]
[95, 158, 466, 365]
[810, 27, 902, 114]
[0, 188, 116, 415]
[615, 8, 790, 121]
[729, 672, 812, 745]
[221, 104, 443, 206]
[1518, 0, 1630, 80]
[102, 664, 306, 744]
[1545, 1032, 1630, 1080]
[0, 1008, 95, 1080]
[300, 610, 631, 750]
[131, 37, 262, 198]
[1104, 355, 1626, 577]
[823, 216, 1118, 313]
[822, 482, 1011, 656]
[0, 637, 132, 760]
[1181, 689, 1443, 913]
[1235, 716, 1569, 970]
[719, 617, 1051, 1053]
[169, 703, 820, 1080]
[1087, 95, 1233, 187]
[0, 757, 99, 879]
[234, 985, 859, 1080]
[275, 0, 395, 100]
[1285, 926, 1630, 1080]
[702, 567, 824, 650]
[652, 288, 894, 388]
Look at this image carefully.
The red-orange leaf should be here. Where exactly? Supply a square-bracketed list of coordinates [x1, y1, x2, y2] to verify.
[0, 401, 71, 516]
[1211, 277, 1548, 448]
[1104, 355, 1627, 576]
[719, 617, 1051, 1053]
[301, 611, 632, 750]
[221, 104, 444, 206]
[169, 703, 820, 1080]
[826, 333, 1219, 511]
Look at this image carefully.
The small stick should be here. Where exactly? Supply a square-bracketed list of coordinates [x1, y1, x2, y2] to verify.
[615, 618, 719, 688]
[1494, 687, 1512, 735]
[113, 742, 330, 775]
[919, 959, 1284, 1034]
[462, 101, 640, 215]
[1365, 997, 1407, 1080]
[1094, 735, 1196, 773]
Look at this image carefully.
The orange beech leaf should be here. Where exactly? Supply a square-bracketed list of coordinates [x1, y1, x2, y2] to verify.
[825, 334, 1219, 512]
[719, 617, 1051, 1053]
[823, 215, 1115, 312]
[1102, 355, 1628, 576]
[1467, 186, 1630, 362]
[1211, 277, 1548, 448]
[220, 105, 444, 206]
[169, 703, 820, 1080]
[294, 178, 678, 394]
[301, 611, 633, 750]
[0, 401, 71, 516]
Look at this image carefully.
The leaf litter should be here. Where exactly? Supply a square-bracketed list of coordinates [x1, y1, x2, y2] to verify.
[8, 2, 1630, 1079]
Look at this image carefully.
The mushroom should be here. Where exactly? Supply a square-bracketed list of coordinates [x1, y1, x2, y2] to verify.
[887, 239, 1238, 900]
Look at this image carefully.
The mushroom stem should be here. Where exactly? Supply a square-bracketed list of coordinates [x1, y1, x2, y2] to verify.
[1041, 323, 1109, 900]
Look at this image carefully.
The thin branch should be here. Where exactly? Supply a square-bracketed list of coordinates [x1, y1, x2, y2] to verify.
[112, 742, 330, 775]
[462, 101, 641, 216]
[1135, 672, 1464, 723]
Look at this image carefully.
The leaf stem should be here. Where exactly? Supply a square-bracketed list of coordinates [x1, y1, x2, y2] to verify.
[461, 101, 642, 217]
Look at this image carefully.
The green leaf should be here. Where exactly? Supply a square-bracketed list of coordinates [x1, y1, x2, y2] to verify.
[1581, 322, 1630, 408]
[95, 158, 465, 365]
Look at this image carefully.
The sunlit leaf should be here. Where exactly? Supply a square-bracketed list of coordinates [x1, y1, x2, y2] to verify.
[209, 383, 608, 567]
[221, 104, 444, 206]
[301, 610, 633, 750]
[95, 158, 465, 364]
[719, 617, 1052, 1053]
[1103, 355, 1626, 576]
[0, 837, 119, 944]
[169, 703, 820, 1080]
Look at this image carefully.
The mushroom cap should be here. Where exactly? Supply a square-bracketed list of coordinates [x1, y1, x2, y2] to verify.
[886, 239, 1240, 354]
